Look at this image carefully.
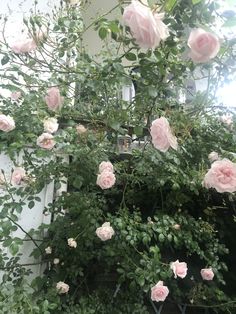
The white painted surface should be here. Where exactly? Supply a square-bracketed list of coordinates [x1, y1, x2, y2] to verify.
[0, 152, 54, 281]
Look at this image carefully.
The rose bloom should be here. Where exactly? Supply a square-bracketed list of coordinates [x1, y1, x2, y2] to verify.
[11, 91, 21, 101]
[151, 281, 169, 302]
[96, 222, 115, 241]
[188, 28, 220, 63]
[0, 114, 15, 132]
[45, 246, 52, 254]
[37, 133, 55, 150]
[76, 124, 87, 134]
[11, 167, 26, 185]
[203, 159, 236, 193]
[53, 258, 60, 265]
[99, 161, 114, 173]
[150, 117, 177, 152]
[201, 268, 214, 281]
[67, 238, 77, 248]
[44, 117, 59, 134]
[56, 281, 69, 294]
[170, 260, 188, 279]
[96, 171, 116, 189]
[11, 39, 37, 54]
[208, 151, 219, 163]
[173, 224, 181, 230]
[123, 0, 169, 49]
[220, 114, 233, 127]
[45, 87, 63, 111]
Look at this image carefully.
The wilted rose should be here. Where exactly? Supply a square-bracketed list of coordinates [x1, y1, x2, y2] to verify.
[37, 133, 55, 150]
[45, 87, 63, 111]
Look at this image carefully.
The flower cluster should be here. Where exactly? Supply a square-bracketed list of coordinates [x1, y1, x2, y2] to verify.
[96, 161, 116, 189]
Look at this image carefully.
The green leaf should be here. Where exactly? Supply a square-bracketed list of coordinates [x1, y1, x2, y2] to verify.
[165, 0, 177, 11]
[192, 0, 203, 4]
[28, 201, 35, 209]
[1, 55, 10, 66]
[125, 52, 136, 61]
[223, 17, 236, 27]
[9, 242, 19, 256]
[99, 27, 108, 40]
[134, 126, 143, 136]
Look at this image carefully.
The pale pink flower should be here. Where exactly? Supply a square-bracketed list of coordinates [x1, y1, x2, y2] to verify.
[45, 87, 63, 111]
[96, 222, 115, 241]
[220, 114, 233, 127]
[11, 91, 21, 101]
[53, 258, 60, 265]
[99, 161, 114, 173]
[37, 133, 55, 150]
[151, 281, 169, 302]
[150, 117, 177, 152]
[11, 39, 37, 54]
[123, 0, 169, 49]
[0, 114, 15, 132]
[96, 171, 116, 189]
[45, 246, 52, 254]
[43, 117, 59, 134]
[173, 224, 181, 230]
[67, 238, 77, 248]
[170, 260, 188, 279]
[76, 124, 87, 134]
[203, 159, 236, 193]
[188, 28, 220, 63]
[200, 268, 214, 281]
[56, 281, 69, 294]
[11, 167, 26, 185]
[208, 151, 219, 163]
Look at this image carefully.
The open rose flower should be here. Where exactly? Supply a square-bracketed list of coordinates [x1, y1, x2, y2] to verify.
[200, 268, 214, 281]
[11, 91, 22, 101]
[11, 38, 37, 54]
[44, 117, 59, 134]
[220, 114, 233, 127]
[150, 117, 177, 152]
[203, 159, 236, 193]
[96, 171, 116, 189]
[151, 281, 169, 302]
[11, 167, 26, 185]
[76, 124, 87, 134]
[53, 258, 60, 265]
[56, 281, 69, 294]
[188, 28, 220, 63]
[67, 238, 77, 248]
[99, 161, 114, 173]
[37, 133, 55, 150]
[0, 114, 15, 132]
[45, 87, 64, 111]
[170, 260, 188, 279]
[45, 246, 52, 254]
[96, 222, 115, 241]
[123, 0, 169, 49]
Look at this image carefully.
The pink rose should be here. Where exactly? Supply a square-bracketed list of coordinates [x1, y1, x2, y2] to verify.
[99, 161, 114, 173]
[151, 281, 169, 302]
[201, 268, 214, 281]
[208, 151, 219, 163]
[43, 117, 59, 134]
[203, 159, 236, 193]
[45, 87, 63, 111]
[0, 114, 15, 132]
[188, 28, 220, 63]
[96, 222, 115, 241]
[11, 167, 26, 185]
[37, 133, 55, 150]
[11, 39, 37, 54]
[123, 0, 169, 49]
[150, 117, 177, 152]
[11, 91, 22, 101]
[170, 260, 188, 279]
[220, 114, 233, 127]
[96, 171, 116, 189]
[56, 281, 69, 294]
[76, 124, 87, 134]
